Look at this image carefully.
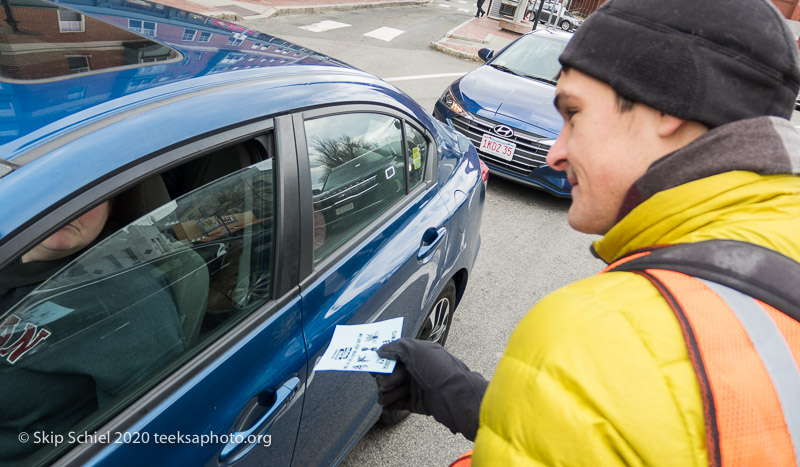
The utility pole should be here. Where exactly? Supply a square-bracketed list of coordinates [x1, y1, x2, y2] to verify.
[555, 1, 565, 29]
[531, 0, 546, 30]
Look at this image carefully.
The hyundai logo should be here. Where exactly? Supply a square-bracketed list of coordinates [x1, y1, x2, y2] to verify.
[492, 125, 514, 138]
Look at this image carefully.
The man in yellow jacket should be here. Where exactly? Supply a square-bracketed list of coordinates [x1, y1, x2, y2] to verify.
[374, 0, 800, 464]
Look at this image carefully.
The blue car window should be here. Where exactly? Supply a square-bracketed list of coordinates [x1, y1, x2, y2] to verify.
[405, 123, 428, 190]
[0, 154, 274, 463]
[305, 113, 405, 261]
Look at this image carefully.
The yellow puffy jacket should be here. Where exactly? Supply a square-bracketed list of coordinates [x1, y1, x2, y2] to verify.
[473, 171, 800, 466]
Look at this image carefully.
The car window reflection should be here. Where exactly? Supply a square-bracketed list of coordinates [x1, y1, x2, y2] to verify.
[0, 147, 275, 463]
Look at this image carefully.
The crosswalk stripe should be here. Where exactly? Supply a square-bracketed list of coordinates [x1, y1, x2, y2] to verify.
[438, 3, 452, 7]
[364, 27, 405, 42]
[458, 8, 469, 12]
[299, 20, 351, 32]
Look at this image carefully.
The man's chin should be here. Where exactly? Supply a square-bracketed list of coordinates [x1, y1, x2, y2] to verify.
[566, 208, 587, 233]
[567, 207, 608, 235]
[39, 239, 82, 260]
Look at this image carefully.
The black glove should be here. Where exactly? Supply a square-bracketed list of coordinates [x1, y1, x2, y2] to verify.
[373, 338, 488, 441]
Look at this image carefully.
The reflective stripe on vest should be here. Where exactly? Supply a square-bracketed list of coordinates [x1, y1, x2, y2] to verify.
[638, 268, 800, 466]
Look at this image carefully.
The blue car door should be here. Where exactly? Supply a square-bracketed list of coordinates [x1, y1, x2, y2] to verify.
[0, 123, 308, 466]
[289, 108, 453, 466]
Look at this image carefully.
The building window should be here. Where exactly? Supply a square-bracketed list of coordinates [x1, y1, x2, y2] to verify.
[218, 52, 246, 65]
[198, 31, 212, 42]
[66, 86, 86, 100]
[58, 8, 84, 32]
[182, 29, 197, 41]
[0, 101, 14, 117]
[226, 37, 244, 46]
[226, 33, 246, 46]
[66, 56, 90, 74]
[129, 19, 157, 37]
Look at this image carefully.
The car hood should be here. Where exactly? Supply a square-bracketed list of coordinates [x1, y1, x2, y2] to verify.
[456, 65, 562, 137]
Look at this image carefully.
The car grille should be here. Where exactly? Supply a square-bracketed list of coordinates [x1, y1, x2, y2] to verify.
[451, 114, 552, 176]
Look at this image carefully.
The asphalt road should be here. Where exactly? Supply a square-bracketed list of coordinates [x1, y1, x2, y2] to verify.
[242, 7, 800, 465]
[242, 1, 485, 111]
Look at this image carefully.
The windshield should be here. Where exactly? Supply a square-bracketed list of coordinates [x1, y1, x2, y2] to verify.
[491, 33, 568, 84]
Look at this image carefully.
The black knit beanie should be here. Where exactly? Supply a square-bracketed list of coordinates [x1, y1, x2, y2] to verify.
[559, 0, 800, 128]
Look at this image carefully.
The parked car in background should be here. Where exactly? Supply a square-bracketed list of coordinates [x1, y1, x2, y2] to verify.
[499, 1, 582, 31]
[434, 29, 571, 197]
[529, 2, 582, 31]
[0, 0, 485, 465]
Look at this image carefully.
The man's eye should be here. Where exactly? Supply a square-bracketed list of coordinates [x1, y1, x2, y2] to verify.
[565, 108, 578, 119]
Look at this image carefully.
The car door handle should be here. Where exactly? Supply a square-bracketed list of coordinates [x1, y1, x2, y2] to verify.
[219, 376, 300, 463]
[418, 227, 446, 260]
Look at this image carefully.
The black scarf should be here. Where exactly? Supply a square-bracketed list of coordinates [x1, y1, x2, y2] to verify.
[617, 116, 800, 222]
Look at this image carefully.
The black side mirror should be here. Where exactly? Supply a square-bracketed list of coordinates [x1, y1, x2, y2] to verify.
[478, 48, 494, 62]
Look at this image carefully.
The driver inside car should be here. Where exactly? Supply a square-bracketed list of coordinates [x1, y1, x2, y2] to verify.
[0, 200, 185, 461]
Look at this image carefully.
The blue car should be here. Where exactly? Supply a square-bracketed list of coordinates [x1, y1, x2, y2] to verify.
[0, 0, 485, 465]
[433, 29, 571, 197]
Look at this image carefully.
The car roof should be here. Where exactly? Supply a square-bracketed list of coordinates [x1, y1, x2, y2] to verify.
[0, 0, 360, 165]
[0, 0, 436, 253]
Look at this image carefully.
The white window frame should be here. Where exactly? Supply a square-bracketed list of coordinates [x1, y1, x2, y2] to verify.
[58, 8, 84, 32]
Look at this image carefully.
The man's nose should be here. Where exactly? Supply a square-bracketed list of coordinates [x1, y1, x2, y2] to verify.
[546, 131, 568, 170]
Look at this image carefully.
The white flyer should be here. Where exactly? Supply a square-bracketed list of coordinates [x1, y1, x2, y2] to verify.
[314, 317, 403, 373]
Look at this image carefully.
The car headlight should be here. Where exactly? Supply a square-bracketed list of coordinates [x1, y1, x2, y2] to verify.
[440, 88, 466, 116]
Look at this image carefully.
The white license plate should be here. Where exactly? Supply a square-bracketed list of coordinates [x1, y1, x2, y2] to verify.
[335, 202, 354, 215]
[479, 134, 516, 161]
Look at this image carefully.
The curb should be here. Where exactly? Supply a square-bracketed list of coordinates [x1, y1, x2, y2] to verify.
[447, 32, 489, 44]
[444, 17, 491, 44]
[444, 17, 476, 38]
[271, 0, 432, 16]
[243, 7, 278, 19]
[202, 11, 246, 20]
[429, 40, 482, 62]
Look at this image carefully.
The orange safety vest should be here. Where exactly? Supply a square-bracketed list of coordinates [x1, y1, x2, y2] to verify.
[450, 449, 472, 467]
[605, 240, 800, 466]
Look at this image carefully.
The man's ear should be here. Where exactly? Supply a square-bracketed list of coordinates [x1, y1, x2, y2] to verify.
[656, 113, 686, 138]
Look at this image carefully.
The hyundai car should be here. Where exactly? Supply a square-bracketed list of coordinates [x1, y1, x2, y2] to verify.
[434, 29, 571, 197]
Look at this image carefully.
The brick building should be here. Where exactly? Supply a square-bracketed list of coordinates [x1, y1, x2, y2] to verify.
[570, 0, 800, 21]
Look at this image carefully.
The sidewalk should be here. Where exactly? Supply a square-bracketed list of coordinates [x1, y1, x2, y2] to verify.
[153, 0, 431, 21]
[431, 15, 522, 61]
